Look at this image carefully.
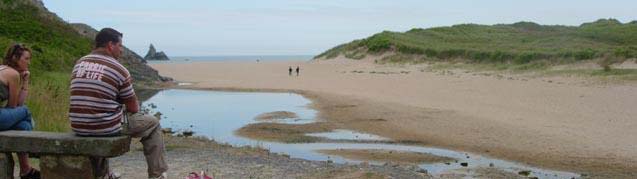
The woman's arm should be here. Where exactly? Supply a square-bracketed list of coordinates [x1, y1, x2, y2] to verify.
[6, 70, 21, 108]
[17, 71, 29, 106]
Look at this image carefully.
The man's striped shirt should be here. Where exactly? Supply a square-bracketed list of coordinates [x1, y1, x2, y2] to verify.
[69, 51, 135, 136]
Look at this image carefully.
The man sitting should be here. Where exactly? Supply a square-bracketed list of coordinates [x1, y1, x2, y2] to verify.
[68, 28, 168, 179]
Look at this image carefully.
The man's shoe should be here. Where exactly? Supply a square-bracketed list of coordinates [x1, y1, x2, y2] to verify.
[107, 171, 122, 179]
[149, 172, 167, 179]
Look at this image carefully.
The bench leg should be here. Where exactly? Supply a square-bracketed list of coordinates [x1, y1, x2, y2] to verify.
[0, 153, 14, 179]
[40, 155, 96, 179]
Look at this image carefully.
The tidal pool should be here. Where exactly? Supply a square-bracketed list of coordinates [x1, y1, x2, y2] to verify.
[143, 89, 580, 178]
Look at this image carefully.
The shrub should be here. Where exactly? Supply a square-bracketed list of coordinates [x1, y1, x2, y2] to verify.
[362, 34, 392, 52]
[574, 48, 597, 60]
[397, 44, 424, 54]
[438, 49, 466, 59]
[598, 54, 626, 72]
[614, 46, 637, 58]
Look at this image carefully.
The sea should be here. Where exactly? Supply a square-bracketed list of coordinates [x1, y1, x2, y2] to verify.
[147, 55, 314, 64]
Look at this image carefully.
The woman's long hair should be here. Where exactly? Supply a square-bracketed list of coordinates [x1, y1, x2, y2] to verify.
[3, 43, 31, 69]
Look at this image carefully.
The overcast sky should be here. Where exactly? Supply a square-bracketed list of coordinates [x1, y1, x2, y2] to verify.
[42, 0, 636, 56]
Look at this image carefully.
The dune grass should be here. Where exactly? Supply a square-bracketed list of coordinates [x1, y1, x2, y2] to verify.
[316, 19, 637, 66]
[543, 69, 637, 81]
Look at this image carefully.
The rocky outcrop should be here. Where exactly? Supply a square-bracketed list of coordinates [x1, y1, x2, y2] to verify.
[70, 23, 172, 83]
[144, 44, 170, 61]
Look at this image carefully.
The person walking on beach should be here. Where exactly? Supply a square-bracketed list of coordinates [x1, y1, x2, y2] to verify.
[69, 28, 168, 179]
[289, 66, 293, 76]
[0, 43, 40, 179]
[296, 66, 300, 76]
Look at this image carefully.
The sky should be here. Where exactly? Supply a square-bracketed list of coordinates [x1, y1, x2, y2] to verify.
[42, 0, 636, 56]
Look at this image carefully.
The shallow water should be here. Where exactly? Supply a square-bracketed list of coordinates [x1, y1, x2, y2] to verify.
[144, 89, 316, 146]
[143, 89, 580, 179]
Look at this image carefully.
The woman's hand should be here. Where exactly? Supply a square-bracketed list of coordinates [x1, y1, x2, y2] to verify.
[20, 70, 29, 90]
[17, 70, 29, 106]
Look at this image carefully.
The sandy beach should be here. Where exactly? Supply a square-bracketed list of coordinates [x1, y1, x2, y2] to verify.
[150, 58, 637, 177]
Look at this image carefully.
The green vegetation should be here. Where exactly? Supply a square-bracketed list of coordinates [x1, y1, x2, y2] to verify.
[0, 1, 92, 73]
[0, 1, 161, 133]
[27, 72, 72, 132]
[2, 1, 162, 132]
[316, 19, 637, 68]
[0, 1, 94, 132]
[544, 69, 637, 81]
[429, 62, 550, 72]
[597, 54, 627, 71]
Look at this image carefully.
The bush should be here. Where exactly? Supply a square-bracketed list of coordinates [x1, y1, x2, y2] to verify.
[489, 51, 511, 63]
[437, 49, 466, 59]
[344, 49, 366, 59]
[513, 53, 543, 64]
[598, 54, 626, 72]
[614, 46, 637, 58]
[397, 45, 424, 54]
[424, 48, 438, 57]
[362, 34, 392, 52]
[574, 48, 597, 60]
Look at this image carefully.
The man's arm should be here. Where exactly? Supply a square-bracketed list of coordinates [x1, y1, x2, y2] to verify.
[123, 95, 139, 113]
[118, 72, 138, 113]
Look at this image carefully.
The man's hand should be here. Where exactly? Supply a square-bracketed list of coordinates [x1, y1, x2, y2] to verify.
[125, 97, 140, 114]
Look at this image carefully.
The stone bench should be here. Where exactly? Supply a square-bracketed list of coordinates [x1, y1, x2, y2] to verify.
[0, 130, 130, 179]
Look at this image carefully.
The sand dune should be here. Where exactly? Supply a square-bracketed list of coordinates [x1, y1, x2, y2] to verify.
[151, 58, 637, 176]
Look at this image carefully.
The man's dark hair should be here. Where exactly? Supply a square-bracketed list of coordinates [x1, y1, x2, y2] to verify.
[95, 28, 123, 48]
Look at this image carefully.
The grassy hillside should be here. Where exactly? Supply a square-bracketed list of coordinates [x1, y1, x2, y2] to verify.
[0, 0, 164, 132]
[0, 0, 92, 132]
[0, 1, 92, 73]
[316, 19, 637, 66]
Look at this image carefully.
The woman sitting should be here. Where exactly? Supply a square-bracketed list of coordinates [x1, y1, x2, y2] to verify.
[0, 43, 40, 179]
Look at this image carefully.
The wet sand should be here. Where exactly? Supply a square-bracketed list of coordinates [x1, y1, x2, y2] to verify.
[254, 111, 299, 121]
[151, 58, 637, 177]
[317, 149, 454, 164]
[235, 122, 333, 143]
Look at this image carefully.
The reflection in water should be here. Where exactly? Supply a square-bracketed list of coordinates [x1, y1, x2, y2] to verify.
[143, 89, 580, 179]
[143, 89, 316, 146]
[136, 88, 161, 102]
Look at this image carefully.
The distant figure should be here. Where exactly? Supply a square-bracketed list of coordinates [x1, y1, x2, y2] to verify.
[296, 66, 300, 76]
[289, 66, 292, 76]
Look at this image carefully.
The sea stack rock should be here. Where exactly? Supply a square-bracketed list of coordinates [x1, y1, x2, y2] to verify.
[144, 44, 170, 61]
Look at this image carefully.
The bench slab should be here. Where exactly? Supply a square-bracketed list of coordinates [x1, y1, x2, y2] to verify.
[0, 131, 130, 157]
